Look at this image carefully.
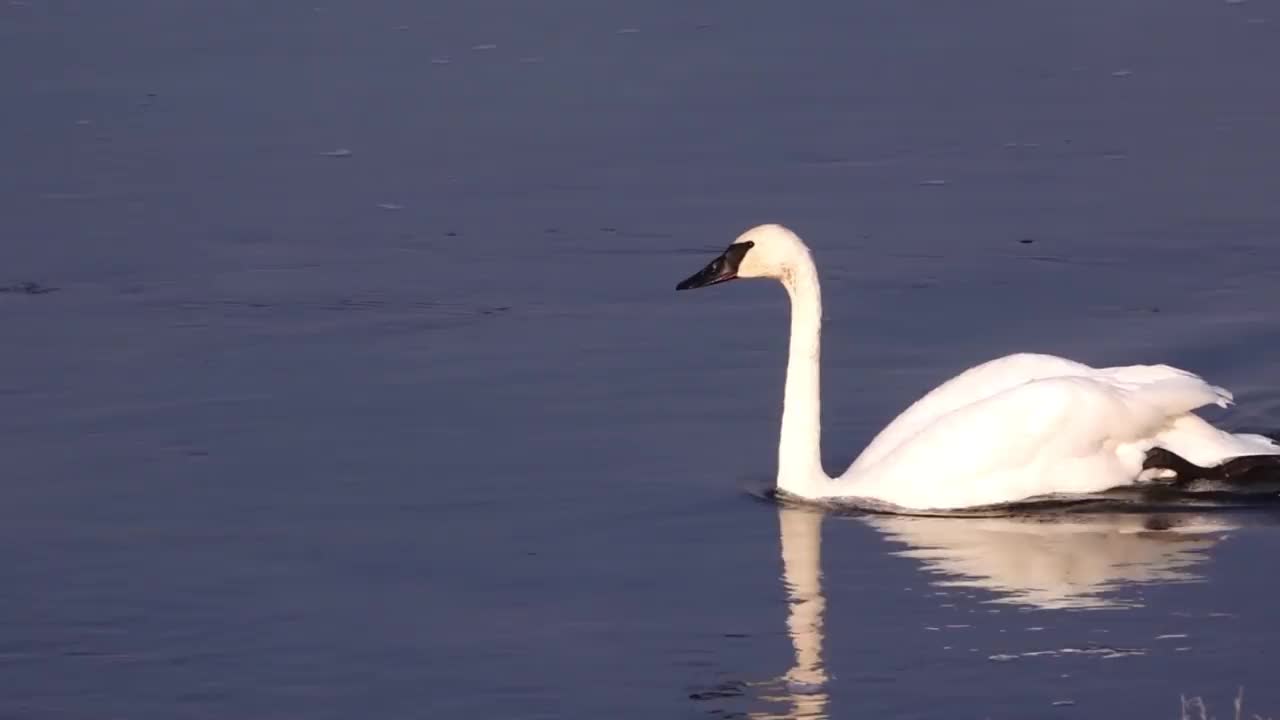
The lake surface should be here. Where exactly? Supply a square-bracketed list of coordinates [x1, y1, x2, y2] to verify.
[4, 1, 1280, 718]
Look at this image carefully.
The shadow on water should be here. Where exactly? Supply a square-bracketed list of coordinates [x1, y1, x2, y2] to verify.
[688, 478, 1280, 719]
[743, 472, 1280, 518]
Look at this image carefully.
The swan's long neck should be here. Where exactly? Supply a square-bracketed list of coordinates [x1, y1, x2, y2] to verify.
[778, 254, 830, 497]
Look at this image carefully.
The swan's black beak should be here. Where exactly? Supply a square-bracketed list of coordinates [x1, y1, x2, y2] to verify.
[676, 241, 754, 291]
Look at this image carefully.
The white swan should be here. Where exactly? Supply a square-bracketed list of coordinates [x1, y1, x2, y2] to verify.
[676, 224, 1280, 511]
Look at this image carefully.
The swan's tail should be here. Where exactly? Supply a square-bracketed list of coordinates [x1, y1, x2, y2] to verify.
[1141, 447, 1280, 494]
[1119, 367, 1280, 494]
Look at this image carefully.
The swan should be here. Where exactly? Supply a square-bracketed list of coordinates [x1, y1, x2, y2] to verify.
[675, 223, 1280, 511]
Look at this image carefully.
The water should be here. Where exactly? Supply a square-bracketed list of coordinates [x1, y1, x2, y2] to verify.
[3, 1, 1280, 718]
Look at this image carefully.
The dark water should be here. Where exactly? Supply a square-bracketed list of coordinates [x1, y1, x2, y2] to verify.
[4, 1, 1280, 718]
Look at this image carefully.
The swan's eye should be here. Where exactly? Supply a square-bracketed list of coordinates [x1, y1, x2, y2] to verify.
[724, 240, 754, 267]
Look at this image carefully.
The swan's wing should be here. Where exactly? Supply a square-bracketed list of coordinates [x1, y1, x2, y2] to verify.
[1097, 364, 1280, 464]
[838, 372, 1230, 510]
[850, 353, 1094, 472]
[1153, 415, 1280, 466]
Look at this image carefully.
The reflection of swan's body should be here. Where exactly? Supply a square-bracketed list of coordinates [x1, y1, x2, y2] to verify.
[863, 512, 1232, 609]
[676, 224, 1280, 511]
[751, 505, 1228, 719]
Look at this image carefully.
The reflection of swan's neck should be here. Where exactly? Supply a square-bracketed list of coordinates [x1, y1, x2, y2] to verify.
[779, 507, 827, 690]
[778, 255, 829, 498]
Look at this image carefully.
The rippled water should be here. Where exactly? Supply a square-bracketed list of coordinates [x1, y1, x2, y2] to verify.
[685, 501, 1280, 720]
[4, 1, 1280, 718]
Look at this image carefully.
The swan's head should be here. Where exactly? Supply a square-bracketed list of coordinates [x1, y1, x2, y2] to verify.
[676, 224, 808, 291]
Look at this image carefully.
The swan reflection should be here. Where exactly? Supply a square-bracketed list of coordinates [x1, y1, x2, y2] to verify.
[747, 505, 1233, 719]
[861, 511, 1233, 610]
[751, 505, 829, 720]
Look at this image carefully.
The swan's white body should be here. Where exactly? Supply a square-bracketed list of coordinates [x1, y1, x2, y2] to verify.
[821, 352, 1277, 509]
[680, 224, 1280, 511]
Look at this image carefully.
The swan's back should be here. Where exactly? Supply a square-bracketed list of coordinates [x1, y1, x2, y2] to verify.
[836, 368, 1231, 509]
[849, 354, 1094, 473]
